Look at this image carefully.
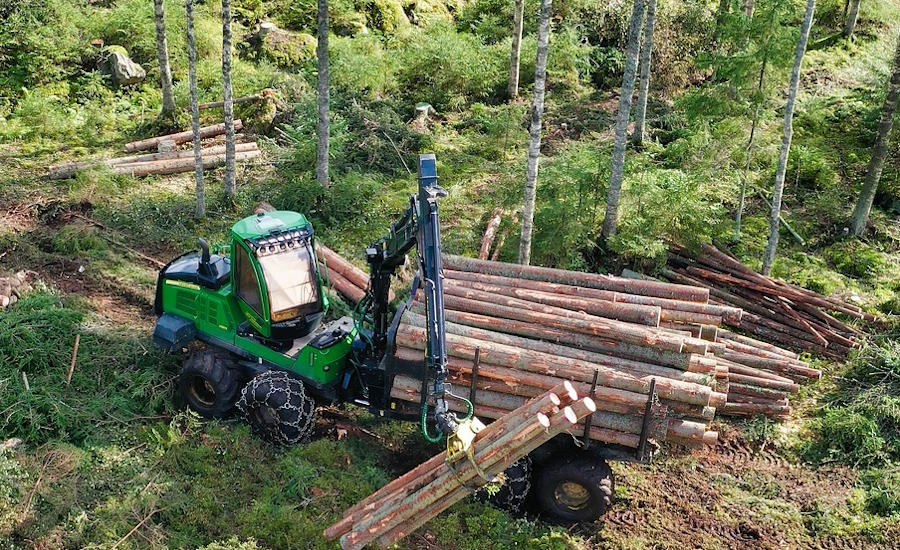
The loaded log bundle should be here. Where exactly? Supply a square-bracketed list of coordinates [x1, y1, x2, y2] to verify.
[386, 255, 825, 422]
[325, 383, 598, 549]
[662, 243, 873, 360]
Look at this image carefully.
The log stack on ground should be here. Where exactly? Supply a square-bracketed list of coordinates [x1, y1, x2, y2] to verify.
[662, 243, 873, 360]
[325, 383, 597, 549]
[48, 122, 258, 179]
[315, 243, 395, 305]
[389, 255, 823, 422]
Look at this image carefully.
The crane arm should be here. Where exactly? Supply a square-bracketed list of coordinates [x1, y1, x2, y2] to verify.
[364, 154, 458, 436]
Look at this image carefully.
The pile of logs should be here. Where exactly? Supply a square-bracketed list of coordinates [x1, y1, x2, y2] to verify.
[388, 255, 822, 423]
[315, 244, 394, 304]
[662, 244, 873, 360]
[48, 121, 260, 179]
[325, 383, 597, 549]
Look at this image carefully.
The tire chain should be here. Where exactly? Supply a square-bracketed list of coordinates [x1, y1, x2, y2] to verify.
[475, 456, 533, 514]
[237, 370, 317, 445]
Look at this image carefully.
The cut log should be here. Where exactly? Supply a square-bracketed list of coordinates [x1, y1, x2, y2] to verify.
[124, 120, 243, 152]
[111, 149, 259, 177]
[478, 208, 504, 260]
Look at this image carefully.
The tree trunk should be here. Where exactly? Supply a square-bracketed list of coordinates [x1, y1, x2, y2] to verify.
[517, 0, 552, 266]
[735, 47, 769, 238]
[762, 0, 816, 275]
[743, 0, 756, 17]
[601, 0, 646, 240]
[850, 33, 900, 237]
[153, 0, 176, 115]
[632, 0, 656, 147]
[508, 0, 525, 100]
[186, 0, 204, 218]
[222, 0, 236, 200]
[844, 0, 860, 38]
[317, 0, 330, 187]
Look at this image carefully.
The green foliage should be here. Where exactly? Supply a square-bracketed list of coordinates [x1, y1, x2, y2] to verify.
[802, 337, 900, 468]
[0, 0, 91, 91]
[330, 34, 398, 99]
[610, 169, 727, 261]
[862, 466, 900, 517]
[806, 407, 887, 467]
[457, 0, 540, 44]
[744, 415, 779, 447]
[198, 537, 264, 550]
[394, 22, 506, 110]
[823, 240, 887, 280]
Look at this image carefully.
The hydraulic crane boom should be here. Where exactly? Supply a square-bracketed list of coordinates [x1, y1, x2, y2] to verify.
[364, 154, 458, 436]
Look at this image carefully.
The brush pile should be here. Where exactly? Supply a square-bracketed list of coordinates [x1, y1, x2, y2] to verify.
[325, 383, 596, 550]
[662, 244, 873, 360]
[48, 121, 260, 179]
[386, 255, 823, 423]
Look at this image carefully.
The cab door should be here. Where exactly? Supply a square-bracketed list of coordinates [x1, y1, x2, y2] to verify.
[232, 240, 271, 337]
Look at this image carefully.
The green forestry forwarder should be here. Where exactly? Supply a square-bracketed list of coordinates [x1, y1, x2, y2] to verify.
[152, 154, 637, 522]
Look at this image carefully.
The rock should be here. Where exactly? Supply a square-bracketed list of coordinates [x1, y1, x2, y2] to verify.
[0, 271, 32, 310]
[100, 46, 146, 86]
[250, 23, 316, 68]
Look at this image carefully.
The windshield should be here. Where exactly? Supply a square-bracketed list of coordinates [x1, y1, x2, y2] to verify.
[256, 244, 321, 322]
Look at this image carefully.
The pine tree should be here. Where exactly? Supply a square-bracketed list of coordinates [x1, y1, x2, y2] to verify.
[153, 0, 176, 116]
[601, 0, 646, 240]
[844, 0, 860, 39]
[508, 0, 525, 100]
[849, 32, 900, 237]
[222, 0, 236, 201]
[317, 0, 330, 187]
[632, 0, 657, 147]
[517, 0, 552, 265]
[762, 0, 816, 275]
[186, 0, 204, 218]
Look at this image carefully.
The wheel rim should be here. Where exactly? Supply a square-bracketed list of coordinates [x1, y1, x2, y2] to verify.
[554, 481, 591, 511]
[189, 376, 217, 408]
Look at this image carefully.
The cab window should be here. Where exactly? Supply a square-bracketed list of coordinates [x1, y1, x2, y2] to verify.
[234, 244, 263, 317]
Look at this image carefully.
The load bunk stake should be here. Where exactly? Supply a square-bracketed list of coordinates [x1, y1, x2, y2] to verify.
[580, 369, 601, 449]
[468, 346, 481, 404]
[636, 377, 657, 461]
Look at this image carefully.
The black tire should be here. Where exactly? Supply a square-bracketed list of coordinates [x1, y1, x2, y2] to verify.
[533, 456, 614, 523]
[237, 370, 317, 445]
[475, 456, 532, 514]
[177, 348, 241, 418]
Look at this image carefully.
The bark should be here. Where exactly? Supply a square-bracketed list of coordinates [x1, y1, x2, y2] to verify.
[316, 0, 331, 187]
[632, 0, 656, 147]
[507, 0, 525, 99]
[112, 149, 260, 177]
[843, 0, 860, 38]
[479, 208, 504, 259]
[153, 0, 176, 115]
[517, 0, 552, 265]
[186, 0, 204, 218]
[222, 0, 236, 200]
[601, 0, 646, 239]
[762, 0, 816, 276]
[850, 33, 900, 236]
